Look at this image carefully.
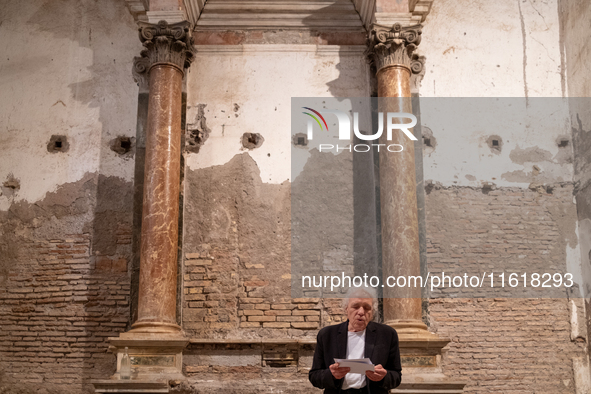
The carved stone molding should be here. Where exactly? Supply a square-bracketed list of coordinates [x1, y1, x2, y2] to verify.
[137, 20, 196, 74]
[410, 55, 426, 93]
[366, 23, 422, 74]
[132, 56, 150, 93]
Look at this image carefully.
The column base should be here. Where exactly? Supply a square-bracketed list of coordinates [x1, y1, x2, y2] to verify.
[92, 330, 189, 393]
[385, 319, 444, 341]
[385, 320, 468, 393]
[93, 379, 170, 394]
[129, 321, 183, 334]
[392, 374, 467, 394]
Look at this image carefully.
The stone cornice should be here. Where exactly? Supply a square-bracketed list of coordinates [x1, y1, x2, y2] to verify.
[193, 0, 364, 30]
[124, 0, 148, 22]
[366, 23, 423, 74]
[123, 0, 434, 29]
[137, 20, 196, 73]
[184, 0, 207, 26]
[409, 0, 435, 23]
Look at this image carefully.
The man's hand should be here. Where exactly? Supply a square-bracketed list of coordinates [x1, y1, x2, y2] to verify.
[366, 364, 387, 381]
[329, 362, 350, 379]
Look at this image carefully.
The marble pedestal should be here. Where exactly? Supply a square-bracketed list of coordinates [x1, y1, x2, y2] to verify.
[92, 333, 188, 393]
[393, 333, 467, 394]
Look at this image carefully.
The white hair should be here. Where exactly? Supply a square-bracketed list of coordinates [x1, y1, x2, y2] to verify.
[342, 286, 379, 321]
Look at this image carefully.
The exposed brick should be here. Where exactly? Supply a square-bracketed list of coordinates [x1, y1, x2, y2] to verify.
[247, 316, 276, 322]
[242, 309, 263, 316]
[291, 322, 319, 329]
[262, 322, 291, 328]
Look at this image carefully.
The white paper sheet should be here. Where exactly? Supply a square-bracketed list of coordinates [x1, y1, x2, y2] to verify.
[334, 358, 375, 374]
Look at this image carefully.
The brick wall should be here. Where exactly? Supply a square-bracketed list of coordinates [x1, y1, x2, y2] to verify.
[182, 154, 346, 338]
[0, 235, 131, 392]
[182, 250, 345, 334]
[425, 184, 587, 393]
[425, 184, 576, 298]
[430, 298, 584, 393]
[0, 176, 133, 393]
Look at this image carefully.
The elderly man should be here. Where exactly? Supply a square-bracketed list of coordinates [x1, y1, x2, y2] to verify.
[309, 287, 401, 394]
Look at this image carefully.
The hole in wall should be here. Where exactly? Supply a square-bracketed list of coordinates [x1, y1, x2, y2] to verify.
[486, 135, 503, 154]
[557, 138, 569, 148]
[110, 136, 135, 157]
[1, 174, 20, 199]
[186, 104, 211, 154]
[242, 133, 264, 149]
[421, 127, 436, 155]
[293, 133, 308, 147]
[481, 182, 496, 195]
[47, 135, 69, 153]
[120, 138, 131, 152]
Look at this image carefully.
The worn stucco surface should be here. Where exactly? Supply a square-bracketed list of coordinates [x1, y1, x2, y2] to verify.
[0, 0, 138, 392]
[560, 0, 591, 372]
[0, 0, 139, 209]
[417, 0, 573, 189]
[184, 45, 369, 184]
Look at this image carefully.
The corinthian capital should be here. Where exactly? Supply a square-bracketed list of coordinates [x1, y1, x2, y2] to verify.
[366, 23, 422, 74]
[137, 20, 195, 73]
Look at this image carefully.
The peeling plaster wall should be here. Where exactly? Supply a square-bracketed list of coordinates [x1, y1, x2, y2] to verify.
[418, 97, 573, 188]
[421, 0, 564, 98]
[418, 1, 591, 390]
[1, 0, 589, 391]
[179, 45, 368, 390]
[0, 0, 140, 392]
[0, 0, 140, 209]
[185, 45, 369, 184]
[181, 46, 368, 329]
[559, 0, 591, 371]
[418, 0, 572, 189]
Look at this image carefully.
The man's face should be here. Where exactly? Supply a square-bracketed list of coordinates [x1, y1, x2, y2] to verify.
[346, 297, 373, 332]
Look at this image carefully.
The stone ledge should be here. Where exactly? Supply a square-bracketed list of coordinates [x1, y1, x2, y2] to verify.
[93, 379, 169, 393]
[189, 338, 317, 345]
[399, 338, 452, 349]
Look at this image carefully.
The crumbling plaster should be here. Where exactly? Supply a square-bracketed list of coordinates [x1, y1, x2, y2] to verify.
[185, 45, 370, 184]
[0, 0, 140, 210]
[418, 0, 573, 189]
[559, 0, 591, 361]
[421, 0, 564, 98]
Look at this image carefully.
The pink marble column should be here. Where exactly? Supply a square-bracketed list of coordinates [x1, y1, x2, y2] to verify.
[367, 23, 427, 333]
[131, 20, 195, 333]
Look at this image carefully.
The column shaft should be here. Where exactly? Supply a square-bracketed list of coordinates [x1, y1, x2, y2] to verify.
[367, 23, 426, 332]
[129, 20, 195, 334]
[135, 64, 183, 331]
[377, 65, 422, 325]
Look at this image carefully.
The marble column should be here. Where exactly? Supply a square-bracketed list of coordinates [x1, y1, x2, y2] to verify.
[366, 23, 427, 335]
[93, 21, 195, 391]
[131, 20, 194, 333]
[362, 22, 466, 394]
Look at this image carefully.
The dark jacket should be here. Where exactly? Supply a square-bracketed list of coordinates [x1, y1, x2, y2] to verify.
[309, 320, 402, 394]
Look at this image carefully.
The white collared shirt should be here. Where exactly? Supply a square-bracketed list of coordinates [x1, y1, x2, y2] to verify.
[342, 329, 367, 390]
